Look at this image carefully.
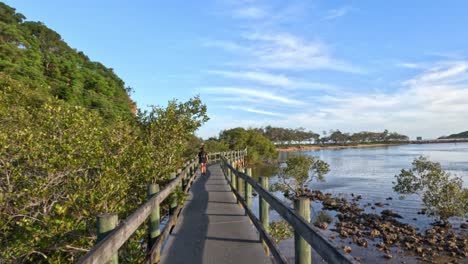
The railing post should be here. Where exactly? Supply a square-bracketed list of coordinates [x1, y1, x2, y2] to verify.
[294, 197, 311, 264]
[230, 161, 237, 190]
[237, 165, 244, 202]
[147, 184, 160, 250]
[169, 172, 177, 214]
[177, 168, 183, 188]
[192, 161, 197, 177]
[188, 165, 193, 183]
[259, 177, 270, 255]
[184, 164, 189, 188]
[97, 213, 118, 264]
[244, 168, 252, 209]
[226, 159, 231, 181]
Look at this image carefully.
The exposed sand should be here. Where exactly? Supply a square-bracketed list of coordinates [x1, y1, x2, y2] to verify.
[277, 143, 405, 152]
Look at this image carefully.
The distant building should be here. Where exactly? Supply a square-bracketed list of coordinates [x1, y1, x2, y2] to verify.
[416, 137, 422, 141]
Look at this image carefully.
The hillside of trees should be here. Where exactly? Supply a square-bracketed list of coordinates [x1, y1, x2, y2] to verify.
[0, 3, 209, 262]
[255, 126, 409, 145]
[0, 2, 135, 120]
[439, 131, 468, 139]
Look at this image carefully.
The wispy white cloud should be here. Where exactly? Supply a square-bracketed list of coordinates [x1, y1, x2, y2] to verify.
[233, 7, 266, 19]
[226, 105, 286, 117]
[199, 61, 468, 139]
[396, 62, 427, 69]
[323, 7, 350, 20]
[403, 62, 468, 86]
[205, 70, 343, 92]
[280, 61, 468, 138]
[202, 86, 305, 105]
[246, 32, 361, 72]
[205, 70, 292, 87]
[207, 32, 363, 73]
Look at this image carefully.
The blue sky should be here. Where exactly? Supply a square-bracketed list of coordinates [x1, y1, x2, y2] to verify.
[7, 0, 468, 139]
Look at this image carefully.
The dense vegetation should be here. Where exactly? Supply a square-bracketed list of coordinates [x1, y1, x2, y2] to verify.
[439, 130, 468, 139]
[255, 126, 409, 145]
[203, 127, 278, 164]
[0, 2, 135, 120]
[0, 3, 209, 262]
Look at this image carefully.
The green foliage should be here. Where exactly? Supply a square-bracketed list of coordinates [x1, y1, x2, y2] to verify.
[218, 127, 277, 164]
[0, 3, 210, 262]
[269, 221, 293, 244]
[138, 96, 209, 178]
[203, 138, 230, 153]
[272, 156, 330, 199]
[0, 2, 135, 121]
[0, 78, 208, 262]
[393, 156, 468, 222]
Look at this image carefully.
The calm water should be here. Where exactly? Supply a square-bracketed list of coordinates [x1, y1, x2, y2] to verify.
[258, 143, 468, 225]
[251, 143, 468, 263]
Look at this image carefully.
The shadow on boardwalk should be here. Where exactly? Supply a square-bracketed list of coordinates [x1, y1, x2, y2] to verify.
[160, 167, 210, 264]
[160, 164, 271, 264]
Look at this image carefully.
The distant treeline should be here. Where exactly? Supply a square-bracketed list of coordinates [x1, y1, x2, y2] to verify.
[439, 131, 468, 139]
[253, 126, 409, 145]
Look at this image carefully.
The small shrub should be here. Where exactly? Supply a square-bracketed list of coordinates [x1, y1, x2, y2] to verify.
[271, 156, 330, 199]
[269, 221, 293, 244]
[393, 156, 467, 223]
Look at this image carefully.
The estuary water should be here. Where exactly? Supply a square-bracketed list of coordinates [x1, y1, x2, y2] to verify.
[251, 143, 468, 263]
[280, 142, 467, 224]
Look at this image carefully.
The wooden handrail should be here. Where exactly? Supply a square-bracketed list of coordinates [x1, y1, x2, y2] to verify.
[76, 150, 244, 264]
[77, 160, 197, 264]
[145, 160, 200, 263]
[222, 157, 357, 264]
[222, 164, 288, 264]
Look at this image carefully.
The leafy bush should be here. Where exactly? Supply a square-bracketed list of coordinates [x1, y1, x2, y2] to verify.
[269, 221, 293, 244]
[272, 155, 330, 199]
[0, 3, 210, 262]
[0, 82, 208, 262]
[217, 127, 277, 164]
[393, 156, 468, 223]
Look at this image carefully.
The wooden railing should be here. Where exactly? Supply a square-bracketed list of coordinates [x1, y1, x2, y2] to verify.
[76, 149, 354, 264]
[220, 155, 358, 264]
[76, 150, 243, 264]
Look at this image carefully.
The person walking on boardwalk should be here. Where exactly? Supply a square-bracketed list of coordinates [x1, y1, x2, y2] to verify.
[198, 146, 208, 176]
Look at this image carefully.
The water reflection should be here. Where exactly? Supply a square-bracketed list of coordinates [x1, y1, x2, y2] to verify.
[256, 143, 468, 227]
[252, 143, 468, 262]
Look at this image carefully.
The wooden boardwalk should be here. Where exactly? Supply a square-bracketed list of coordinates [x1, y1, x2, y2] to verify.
[160, 164, 271, 264]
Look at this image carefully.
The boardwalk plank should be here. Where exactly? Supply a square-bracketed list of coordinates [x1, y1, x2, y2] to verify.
[160, 164, 271, 264]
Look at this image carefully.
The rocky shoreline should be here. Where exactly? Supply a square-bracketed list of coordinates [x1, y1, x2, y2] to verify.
[299, 190, 467, 262]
